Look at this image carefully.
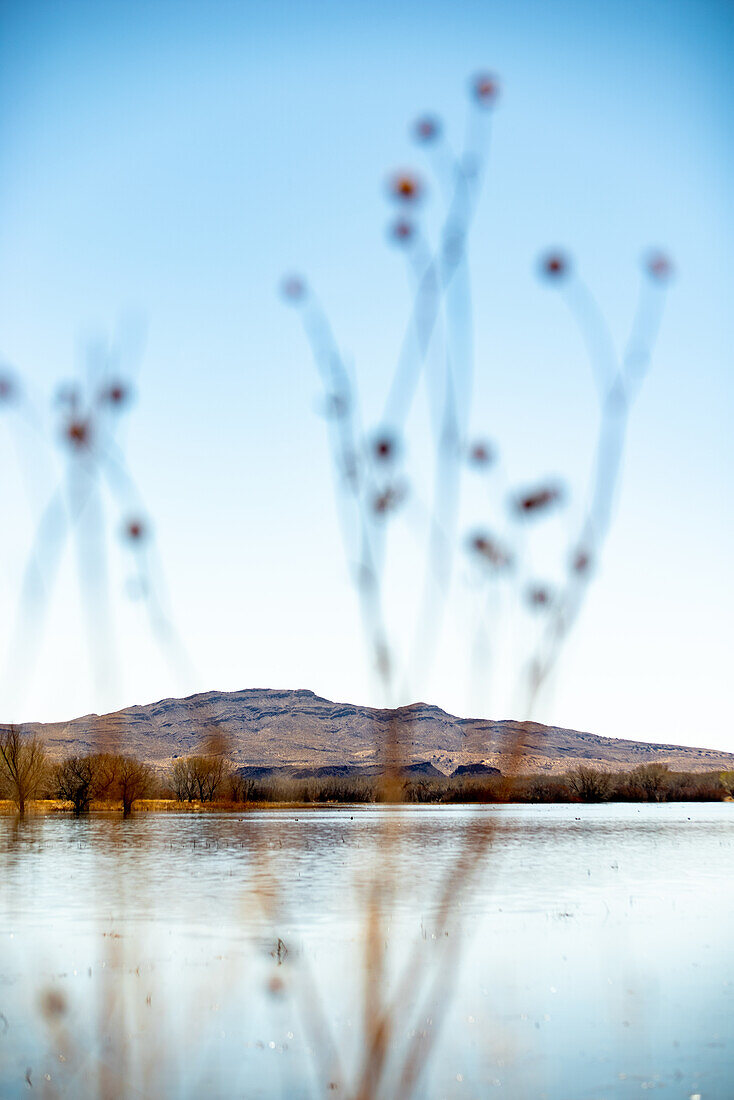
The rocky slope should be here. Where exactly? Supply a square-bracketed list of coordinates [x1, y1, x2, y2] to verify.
[5, 688, 734, 774]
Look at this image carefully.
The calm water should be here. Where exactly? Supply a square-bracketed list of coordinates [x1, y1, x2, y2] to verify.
[0, 803, 732, 1099]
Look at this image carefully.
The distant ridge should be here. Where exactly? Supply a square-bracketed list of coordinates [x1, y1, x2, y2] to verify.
[5, 688, 734, 774]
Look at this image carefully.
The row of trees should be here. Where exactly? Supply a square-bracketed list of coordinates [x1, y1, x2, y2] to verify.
[0, 728, 241, 816]
[235, 763, 734, 805]
[2, 728, 733, 814]
[0, 728, 157, 816]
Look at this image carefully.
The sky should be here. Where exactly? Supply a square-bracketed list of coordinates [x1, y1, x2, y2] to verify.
[0, 0, 732, 750]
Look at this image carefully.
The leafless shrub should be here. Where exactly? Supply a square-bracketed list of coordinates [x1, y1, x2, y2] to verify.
[516, 773, 570, 803]
[567, 765, 612, 802]
[623, 763, 671, 802]
[665, 770, 726, 802]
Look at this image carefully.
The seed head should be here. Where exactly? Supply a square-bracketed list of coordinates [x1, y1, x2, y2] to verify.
[572, 548, 591, 574]
[372, 432, 398, 462]
[388, 172, 423, 204]
[101, 381, 129, 406]
[645, 251, 674, 282]
[468, 440, 494, 467]
[372, 484, 406, 516]
[65, 419, 91, 450]
[467, 531, 511, 569]
[413, 115, 441, 143]
[389, 218, 415, 246]
[512, 483, 563, 516]
[471, 72, 500, 107]
[540, 251, 570, 280]
[527, 585, 551, 608]
[280, 274, 307, 303]
[0, 372, 15, 402]
[124, 518, 146, 542]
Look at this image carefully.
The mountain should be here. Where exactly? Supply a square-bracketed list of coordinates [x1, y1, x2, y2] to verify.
[6, 688, 734, 775]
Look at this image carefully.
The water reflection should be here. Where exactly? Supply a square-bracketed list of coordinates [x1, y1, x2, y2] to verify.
[1, 804, 732, 1098]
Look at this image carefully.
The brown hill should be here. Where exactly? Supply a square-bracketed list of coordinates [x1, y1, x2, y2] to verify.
[5, 688, 734, 775]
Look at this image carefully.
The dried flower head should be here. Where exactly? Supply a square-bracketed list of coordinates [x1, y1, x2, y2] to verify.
[101, 381, 129, 407]
[512, 483, 564, 516]
[527, 584, 551, 608]
[372, 432, 398, 463]
[280, 274, 307, 303]
[124, 518, 146, 542]
[413, 115, 441, 143]
[467, 531, 512, 569]
[540, 251, 570, 280]
[645, 251, 674, 282]
[389, 217, 415, 246]
[468, 440, 494, 467]
[471, 72, 500, 107]
[388, 172, 423, 204]
[65, 419, 91, 450]
[571, 548, 591, 574]
[372, 484, 406, 517]
[0, 372, 15, 402]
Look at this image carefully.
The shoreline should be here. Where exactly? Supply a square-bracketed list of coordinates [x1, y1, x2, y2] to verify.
[2, 793, 733, 816]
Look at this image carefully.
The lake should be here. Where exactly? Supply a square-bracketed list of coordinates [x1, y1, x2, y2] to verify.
[0, 803, 732, 1098]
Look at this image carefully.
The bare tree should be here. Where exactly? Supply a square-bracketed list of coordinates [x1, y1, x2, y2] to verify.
[115, 756, 155, 816]
[567, 764, 612, 802]
[228, 771, 253, 803]
[627, 762, 671, 802]
[0, 726, 47, 816]
[170, 754, 228, 802]
[52, 754, 100, 816]
[193, 753, 227, 801]
[171, 758, 197, 801]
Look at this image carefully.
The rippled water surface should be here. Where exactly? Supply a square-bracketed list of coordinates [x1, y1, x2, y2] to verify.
[1, 803, 732, 1098]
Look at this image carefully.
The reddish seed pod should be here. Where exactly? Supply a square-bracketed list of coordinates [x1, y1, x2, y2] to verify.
[471, 72, 500, 106]
[280, 274, 307, 303]
[124, 518, 146, 542]
[468, 440, 494, 467]
[468, 531, 511, 568]
[413, 115, 441, 143]
[540, 251, 570, 280]
[372, 432, 398, 462]
[389, 218, 415, 245]
[512, 483, 563, 516]
[387, 172, 423, 203]
[0, 373, 15, 402]
[372, 483, 406, 516]
[572, 548, 591, 574]
[101, 381, 128, 406]
[527, 585, 551, 608]
[645, 251, 674, 282]
[65, 419, 91, 449]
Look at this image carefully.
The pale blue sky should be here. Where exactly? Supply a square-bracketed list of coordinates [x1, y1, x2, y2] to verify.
[0, 0, 732, 749]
